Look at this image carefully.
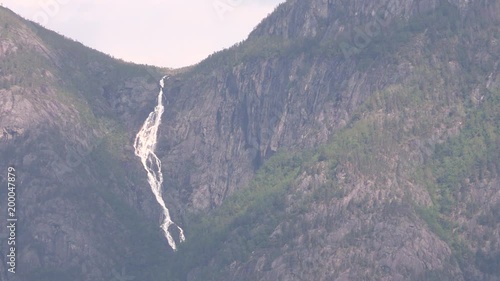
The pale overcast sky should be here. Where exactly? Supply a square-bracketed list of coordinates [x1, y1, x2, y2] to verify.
[2, 0, 285, 68]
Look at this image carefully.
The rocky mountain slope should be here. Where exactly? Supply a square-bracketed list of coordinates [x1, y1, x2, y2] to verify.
[0, 7, 177, 280]
[0, 0, 499, 280]
[157, 1, 499, 280]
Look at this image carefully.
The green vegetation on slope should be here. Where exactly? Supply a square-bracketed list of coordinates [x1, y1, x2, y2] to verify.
[418, 83, 500, 273]
[161, 151, 304, 280]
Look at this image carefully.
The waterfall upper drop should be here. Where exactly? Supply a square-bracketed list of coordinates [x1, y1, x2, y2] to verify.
[134, 75, 185, 251]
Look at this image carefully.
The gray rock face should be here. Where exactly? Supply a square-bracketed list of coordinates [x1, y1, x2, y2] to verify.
[155, 0, 499, 213]
[0, 0, 498, 280]
[159, 58, 351, 210]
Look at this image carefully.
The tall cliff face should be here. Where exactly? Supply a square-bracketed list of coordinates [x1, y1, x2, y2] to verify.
[156, 0, 499, 212]
[0, 0, 499, 280]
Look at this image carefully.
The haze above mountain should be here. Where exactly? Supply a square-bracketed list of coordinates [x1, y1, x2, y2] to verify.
[1, 0, 286, 68]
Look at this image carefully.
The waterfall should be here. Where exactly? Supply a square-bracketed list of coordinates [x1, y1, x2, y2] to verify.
[133, 75, 185, 251]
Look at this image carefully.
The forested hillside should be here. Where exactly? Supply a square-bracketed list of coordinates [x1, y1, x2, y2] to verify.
[0, 0, 498, 280]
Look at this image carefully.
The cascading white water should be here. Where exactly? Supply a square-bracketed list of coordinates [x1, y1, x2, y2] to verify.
[134, 75, 185, 251]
